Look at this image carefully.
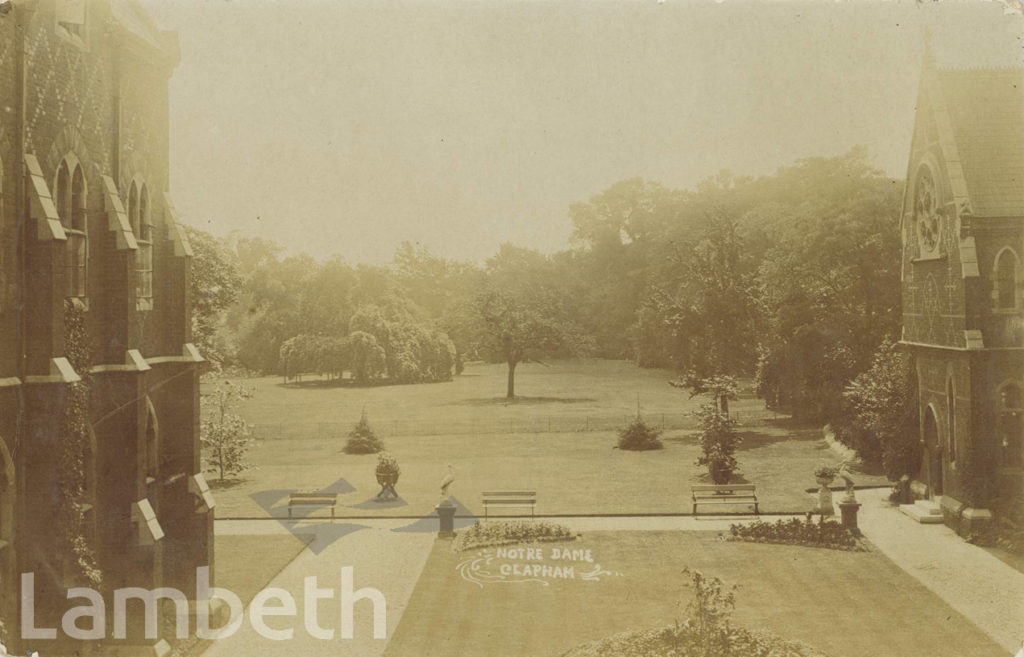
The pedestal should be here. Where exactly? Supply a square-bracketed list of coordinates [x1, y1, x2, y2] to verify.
[436, 500, 456, 538]
[839, 501, 861, 536]
[817, 483, 834, 516]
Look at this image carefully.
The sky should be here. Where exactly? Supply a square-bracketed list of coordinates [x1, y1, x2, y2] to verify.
[138, 0, 1023, 265]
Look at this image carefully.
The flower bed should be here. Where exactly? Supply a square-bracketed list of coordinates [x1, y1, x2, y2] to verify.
[452, 520, 576, 553]
[728, 518, 865, 552]
[558, 623, 830, 657]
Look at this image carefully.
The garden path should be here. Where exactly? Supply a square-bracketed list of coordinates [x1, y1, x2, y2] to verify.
[856, 487, 1024, 654]
[207, 493, 1022, 656]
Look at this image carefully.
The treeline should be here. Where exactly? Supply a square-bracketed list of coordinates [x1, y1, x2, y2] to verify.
[186, 147, 902, 419]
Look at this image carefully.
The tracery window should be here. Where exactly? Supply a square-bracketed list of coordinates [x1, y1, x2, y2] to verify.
[56, 156, 87, 300]
[995, 249, 1018, 310]
[128, 181, 153, 305]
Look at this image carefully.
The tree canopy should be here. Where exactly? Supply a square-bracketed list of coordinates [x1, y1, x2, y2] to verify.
[187, 147, 903, 414]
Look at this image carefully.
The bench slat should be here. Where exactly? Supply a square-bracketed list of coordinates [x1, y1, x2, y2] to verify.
[691, 485, 755, 491]
[695, 498, 757, 503]
[482, 490, 537, 519]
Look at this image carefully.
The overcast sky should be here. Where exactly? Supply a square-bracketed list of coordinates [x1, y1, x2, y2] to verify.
[139, 0, 1022, 265]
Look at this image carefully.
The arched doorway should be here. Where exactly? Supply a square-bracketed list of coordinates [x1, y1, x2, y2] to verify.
[924, 406, 942, 496]
[999, 383, 1022, 467]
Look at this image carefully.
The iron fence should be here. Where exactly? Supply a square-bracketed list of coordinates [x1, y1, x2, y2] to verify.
[248, 408, 784, 441]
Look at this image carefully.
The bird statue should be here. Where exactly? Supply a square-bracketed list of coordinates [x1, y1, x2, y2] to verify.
[439, 464, 455, 501]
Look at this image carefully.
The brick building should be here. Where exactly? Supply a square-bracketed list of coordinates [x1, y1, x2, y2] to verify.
[900, 52, 1024, 530]
[0, 0, 213, 654]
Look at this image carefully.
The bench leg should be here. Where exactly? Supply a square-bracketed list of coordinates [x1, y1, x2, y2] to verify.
[692, 503, 697, 515]
[288, 507, 292, 519]
[754, 502, 759, 515]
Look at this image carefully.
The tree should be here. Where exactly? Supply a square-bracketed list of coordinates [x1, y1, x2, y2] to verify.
[185, 225, 242, 368]
[474, 245, 590, 398]
[753, 149, 901, 420]
[348, 331, 386, 383]
[833, 338, 920, 479]
[201, 379, 254, 481]
[693, 393, 742, 484]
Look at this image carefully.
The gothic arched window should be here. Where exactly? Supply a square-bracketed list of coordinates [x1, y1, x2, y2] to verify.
[995, 248, 1019, 310]
[56, 156, 87, 299]
[128, 180, 153, 305]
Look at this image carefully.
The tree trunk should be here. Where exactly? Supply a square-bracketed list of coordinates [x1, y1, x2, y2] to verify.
[507, 361, 517, 399]
[718, 394, 730, 416]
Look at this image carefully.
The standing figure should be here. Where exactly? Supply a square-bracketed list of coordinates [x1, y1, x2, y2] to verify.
[440, 464, 455, 501]
[837, 460, 857, 503]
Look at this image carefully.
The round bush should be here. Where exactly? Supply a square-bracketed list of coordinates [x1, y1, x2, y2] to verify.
[343, 415, 385, 454]
[617, 417, 664, 451]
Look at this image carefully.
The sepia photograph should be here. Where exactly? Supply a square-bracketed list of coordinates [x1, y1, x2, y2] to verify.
[0, 0, 1022, 655]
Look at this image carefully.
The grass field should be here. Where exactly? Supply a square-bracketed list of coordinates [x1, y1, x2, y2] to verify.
[213, 534, 311, 606]
[208, 360, 888, 518]
[383, 531, 1007, 657]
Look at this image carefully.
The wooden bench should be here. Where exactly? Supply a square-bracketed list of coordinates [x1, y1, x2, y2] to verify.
[287, 493, 337, 520]
[691, 484, 758, 515]
[482, 490, 537, 519]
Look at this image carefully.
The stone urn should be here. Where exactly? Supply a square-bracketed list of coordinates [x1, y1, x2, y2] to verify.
[815, 477, 835, 516]
[375, 468, 399, 487]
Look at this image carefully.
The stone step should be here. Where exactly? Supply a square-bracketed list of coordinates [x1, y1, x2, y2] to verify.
[900, 503, 945, 524]
[913, 499, 943, 516]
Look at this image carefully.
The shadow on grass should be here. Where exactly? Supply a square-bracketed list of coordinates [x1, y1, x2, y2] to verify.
[663, 433, 697, 446]
[695, 471, 753, 485]
[450, 396, 598, 406]
[209, 477, 250, 491]
[734, 428, 822, 452]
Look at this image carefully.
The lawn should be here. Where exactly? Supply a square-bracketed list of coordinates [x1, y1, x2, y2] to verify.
[383, 531, 1007, 657]
[213, 533, 311, 606]
[207, 360, 888, 519]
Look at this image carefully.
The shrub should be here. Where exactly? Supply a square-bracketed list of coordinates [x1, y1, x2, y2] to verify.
[452, 520, 574, 552]
[375, 452, 400, 478]
[832, 338, 920, 480]
[728, 518, 864, 552]
[560, 569, 831, 657]
[201, 379, 255, 482]
[617, 417, 664, 451]
[344, 413, 385, 454]
[694, 402, 741, 483]
[814, 465, 838, 480]
[965, 522, 1024, 557]
[559, 624, 830, 657]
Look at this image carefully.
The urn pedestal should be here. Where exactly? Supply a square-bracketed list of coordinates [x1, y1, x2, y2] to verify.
[815, 477, 835, 516]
